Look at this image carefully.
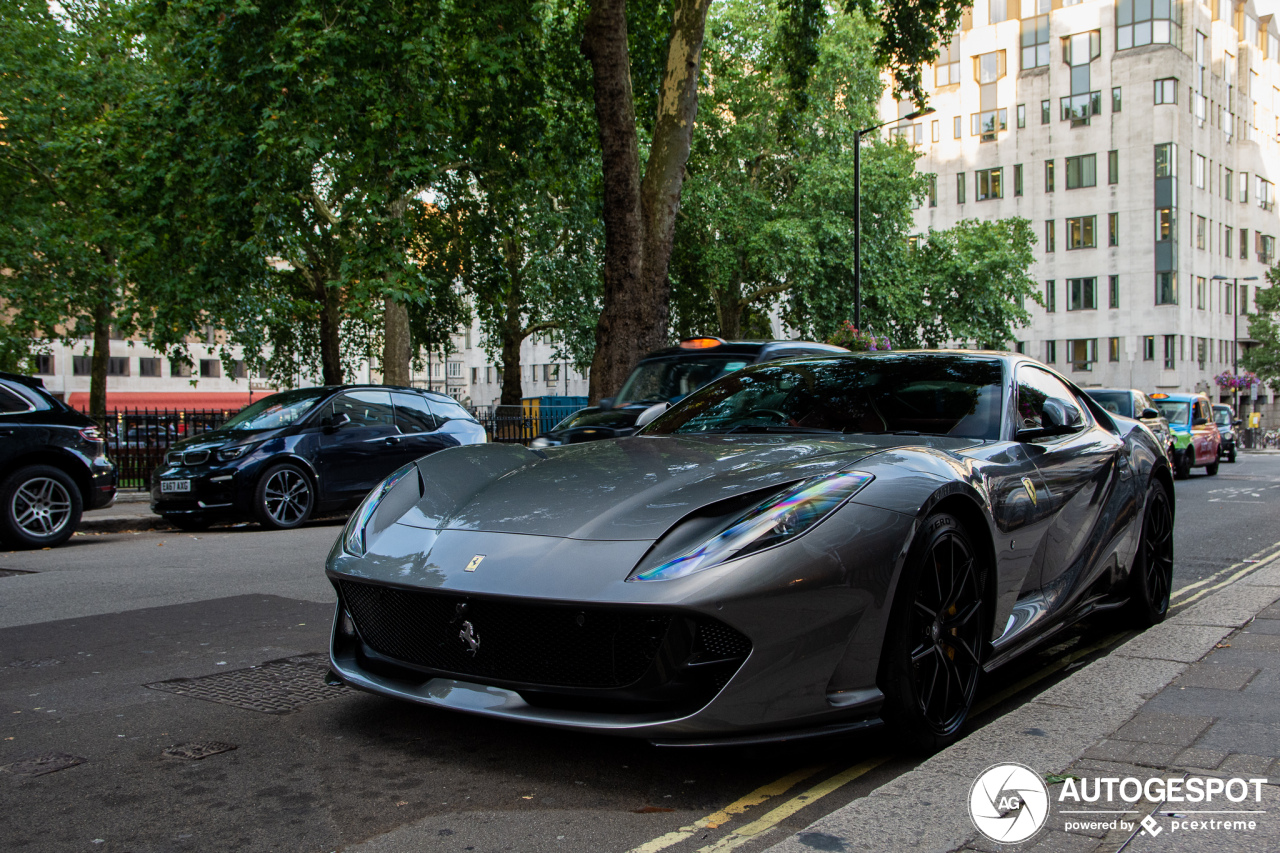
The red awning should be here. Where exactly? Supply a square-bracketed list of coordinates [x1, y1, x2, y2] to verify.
[66, 391, 257, 413]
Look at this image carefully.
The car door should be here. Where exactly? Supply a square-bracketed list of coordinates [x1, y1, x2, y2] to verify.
[1014, 366, 1128, 601]
[391, 392, 451, 464]
[1192, 398, 1219, 464]
[314, 390, 398, 503]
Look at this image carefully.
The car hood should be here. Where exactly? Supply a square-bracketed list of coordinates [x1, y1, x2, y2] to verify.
[169, 425, 286, 452]
[397, 434, 980, 542]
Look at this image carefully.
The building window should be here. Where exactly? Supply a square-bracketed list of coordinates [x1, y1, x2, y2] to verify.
[1017, 104, 1026, 128]
[1067, 277, 1097, 310]
[170, 359, 192, 378]
[1108, 150, 1119, 184]
[233, 360, 248, 379]
[1045, 159, 1055, 192]
[72, 356, 92, 376]
[447, 361, 464, 378]
[1239, 172, 1248, 203]
[1109, 337, 1121, 362]
[1068, 338, 1097, 371]
[935, 40, 961, 86]
[1066, 216, 1097, 249]
[953, 115, 961, 139]
[1257, 178, 1275, 211]
[1225, 167, 1233, 200]
[1143, 336, 1155, 360]
[1261, 234, 1277, 265]
[1154, 77, 1178, 104]
[1061, 31, 1102, 122]
[1014, 164, 1023, 196]
[957, 172, 966, 204]
[1022, 0, 1051, 69]
[139, 358, 161, 377]
[931, 120, 939, 142]
[1045, 280, 1057, 312]
[1194, 153, 1206, 188]
[1154, 143, 1176, 178]
[1240, 228, 1249, 260]
[1112, 87, 1122, 112]
[1196, 276, 1206, 309]
[1045, 340, 1057, 364]
[1163, 334, 1177, 369]
[1197, 337, 1207, 369]
[976, 168, 1003, 200]
[199, 359, 221, 378]
[1065, 154, 1097, 189]
[1109, 275, 1120, 308]
[1014, 341, 1027, 354]
[1196, 215, 1206, 249]
[1156, 208, 1175, 242]
[1224, 226, 1233, 257]
[1156, 272, 1178, 305]
[1108, 213, 1119, 246]
[1045, 221, 1056, 253]
[1041, 99, 1050, 124]
[928, 174, 937, 207]
[1117, 0, 1181, 50]
[35, 354, 55, 375]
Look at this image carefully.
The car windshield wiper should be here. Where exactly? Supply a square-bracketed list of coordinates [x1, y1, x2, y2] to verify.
[720, 424, 845, 435]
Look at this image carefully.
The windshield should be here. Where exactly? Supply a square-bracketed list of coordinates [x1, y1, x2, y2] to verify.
[1154, 400, 1190, 426]
[553, 409, 642, 430]
[616, 356, 751, 405]
[219, 388, 330, 432]
[1213, 408, 1232, 427]
[1086, 391, 1132, 418]
[644, 354, 1005, 439]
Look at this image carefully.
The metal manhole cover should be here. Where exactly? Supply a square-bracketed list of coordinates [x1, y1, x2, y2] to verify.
[144, 654, 349, 714]
[1, 752, 86, 777]
[0, 568, 36, 578]
[162, 741, 237, 760]
[7, 659, 62, 669]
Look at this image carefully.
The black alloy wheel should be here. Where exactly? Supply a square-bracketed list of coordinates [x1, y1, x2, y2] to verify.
[1227, 447, 1237, 463]
[253, 463, 314, 530]
[880, 512, 986, 753]
[1205, 459, 1220, 476]
[1128, 479, 1174, 627]
[0, 465, 83, 549]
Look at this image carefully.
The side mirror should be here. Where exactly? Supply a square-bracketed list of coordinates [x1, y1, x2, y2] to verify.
[1234, 419, 1244, 427]
[598, 397, 615, 411]
[1016, 398, 1082, 441]
[634, 402, 669, 429]
[1192, 417, 1208, 427]
[326, 412, 351, 431]
[1140, 408, 1160, 420]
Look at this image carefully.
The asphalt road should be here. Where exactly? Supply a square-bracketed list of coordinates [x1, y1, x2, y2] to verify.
[2, 454, 1279, 853]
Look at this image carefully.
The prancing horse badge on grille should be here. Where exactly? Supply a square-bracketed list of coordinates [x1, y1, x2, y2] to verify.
[459, 620, 480, 655]
[465, 554, 485, 572]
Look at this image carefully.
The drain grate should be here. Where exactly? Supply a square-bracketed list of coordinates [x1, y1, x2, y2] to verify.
[162, 741, 237, 760]
[144, 654, 348, 714]
[0, 568, 36, 578]
[1, 752, 86, 777]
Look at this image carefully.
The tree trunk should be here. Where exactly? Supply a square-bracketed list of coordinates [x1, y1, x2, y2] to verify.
[382, 294, 411, 385]
[499, 329, 524, 407]
[582, 0, 712, 403]
[88, 293, 111, 415]
[317, 277, 343, 385]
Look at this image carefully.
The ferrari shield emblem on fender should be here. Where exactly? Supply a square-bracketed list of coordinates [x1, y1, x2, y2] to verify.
[1021, 477, 1038, 506]
[465, 554, 485, 572]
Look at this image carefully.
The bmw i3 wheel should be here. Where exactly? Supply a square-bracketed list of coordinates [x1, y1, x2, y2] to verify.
[254, 463, 314, 530]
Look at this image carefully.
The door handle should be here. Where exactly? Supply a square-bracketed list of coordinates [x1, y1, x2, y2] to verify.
[385, 436, 401, 445]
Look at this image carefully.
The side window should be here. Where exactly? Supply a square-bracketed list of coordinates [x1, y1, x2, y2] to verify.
[332, 390, 394, 427]
[1015, 367, 1083, 431]
[0, 386, 32, 414]
[428, 397, 475, 425]
[392, 393, 439, 433]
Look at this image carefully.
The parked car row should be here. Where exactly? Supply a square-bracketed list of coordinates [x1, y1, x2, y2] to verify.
[1084, 387, 1238, 479]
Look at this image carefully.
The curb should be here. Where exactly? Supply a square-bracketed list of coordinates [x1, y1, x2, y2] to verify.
[77, 513, 173, 534]
[763, 557, 1280, 853]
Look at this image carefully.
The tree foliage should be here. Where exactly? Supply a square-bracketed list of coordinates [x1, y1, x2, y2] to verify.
[1242, 264, 1280, 387]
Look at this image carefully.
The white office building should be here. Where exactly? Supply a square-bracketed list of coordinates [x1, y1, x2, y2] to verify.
[889, 0, 1280, 404]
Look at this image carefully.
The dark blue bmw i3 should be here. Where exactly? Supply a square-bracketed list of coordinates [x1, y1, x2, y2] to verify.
[151, 385, 486, 530]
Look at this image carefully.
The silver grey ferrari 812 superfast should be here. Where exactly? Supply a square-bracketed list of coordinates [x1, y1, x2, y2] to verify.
[326, 351, 1174, 750]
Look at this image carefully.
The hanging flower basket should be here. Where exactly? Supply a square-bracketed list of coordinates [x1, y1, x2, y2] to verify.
[828, 322, 892, 352]
[1213, 371, 1259, 390]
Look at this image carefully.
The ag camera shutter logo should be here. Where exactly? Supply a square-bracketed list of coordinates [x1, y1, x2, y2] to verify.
[969, 763, 1051, 844]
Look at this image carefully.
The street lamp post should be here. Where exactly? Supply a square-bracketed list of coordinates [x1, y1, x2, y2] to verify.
[854, 107, 935, 331]
[1211, 274, 1259, 424]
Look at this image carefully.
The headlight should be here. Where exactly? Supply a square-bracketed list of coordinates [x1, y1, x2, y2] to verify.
[216, 443, 257, 462]
[342, 463, 418, 557]
[629, 471, 874, 582]
[530, 436, 552, 449]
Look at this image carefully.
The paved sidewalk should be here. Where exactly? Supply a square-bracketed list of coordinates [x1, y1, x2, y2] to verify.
[765, 558, 1280, 853]
[79, 493, 170, 533]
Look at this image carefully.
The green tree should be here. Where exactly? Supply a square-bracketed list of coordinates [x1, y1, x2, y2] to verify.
[1243, 264, 1280, 387]
[0, 0, 154, 411]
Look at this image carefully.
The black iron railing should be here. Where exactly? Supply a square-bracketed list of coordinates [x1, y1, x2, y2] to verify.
[82, 408, 235, 490]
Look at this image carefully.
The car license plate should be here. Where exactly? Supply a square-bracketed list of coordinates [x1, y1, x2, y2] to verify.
[161, 479, 191, 493]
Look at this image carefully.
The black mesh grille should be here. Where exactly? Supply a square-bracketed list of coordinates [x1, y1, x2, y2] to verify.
[341, 581, 678, 689]
[695, 621, 752, 660]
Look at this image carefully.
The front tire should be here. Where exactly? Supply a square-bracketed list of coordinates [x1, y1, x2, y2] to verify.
[1127, 479, 1174, 627]
[879, 512, 987, 753]
[253, 463, 314, 530]
[0, 465, 83, 549]
[1227, 448, 1237, 463]
[1205, 459, 1219, 476]
[1174, 451, 1191, 480]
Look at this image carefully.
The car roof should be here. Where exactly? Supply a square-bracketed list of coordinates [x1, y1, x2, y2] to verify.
[289, 384, 459, 403]
[0, 371, 47, 390]
[639, 339, 847, 361]
[1150, 393, 1203, 402]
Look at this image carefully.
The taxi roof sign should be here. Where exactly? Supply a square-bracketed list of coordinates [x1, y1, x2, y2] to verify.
[679, 337, 725, 350]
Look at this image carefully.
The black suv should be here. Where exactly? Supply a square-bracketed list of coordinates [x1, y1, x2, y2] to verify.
[0, 372, 117, 548]
[531, 337, 848, 448]
[151, 385, 487, 530]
